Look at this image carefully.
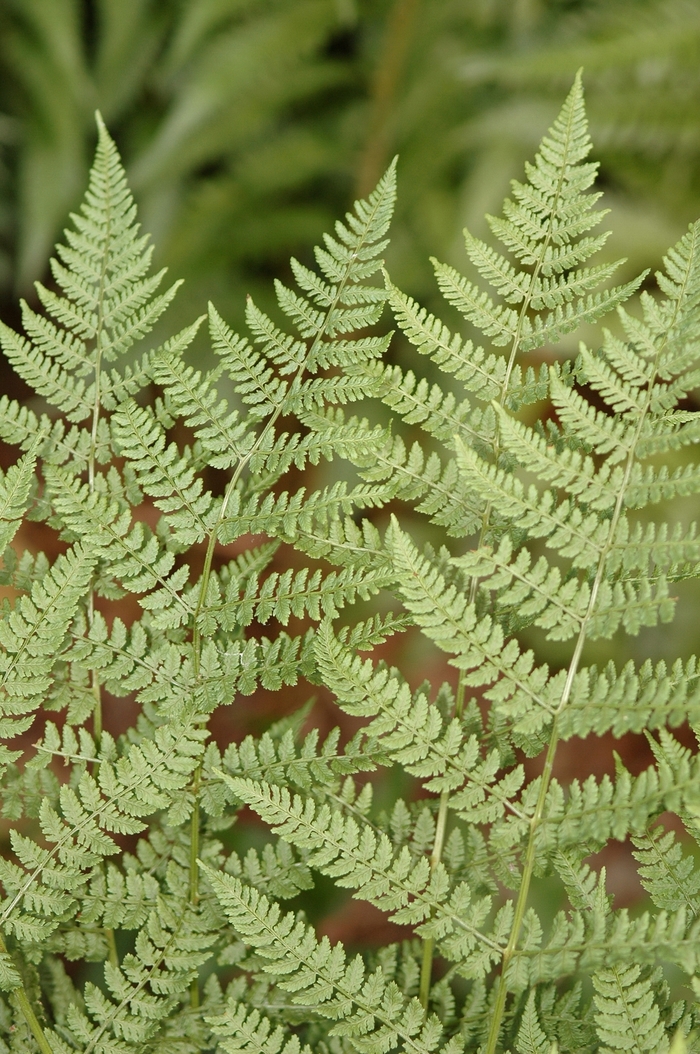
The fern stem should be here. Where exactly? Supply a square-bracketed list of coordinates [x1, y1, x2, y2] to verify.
[483, 277, 683, 1054]
[105, 926, 119, 969]
[418, 669, 467, 1009]
[189, 763, 202, 1008]
[418, 215, 536, 1006]
[188, 184, 391, 1006]
[12, 986, 54, 1054]
[418, 256, 532, 1006]
[88, 593, 103, 748]
[84, 193, 113, 975]
[0, 935, 54, 1053]
[87, 173, 109, 755]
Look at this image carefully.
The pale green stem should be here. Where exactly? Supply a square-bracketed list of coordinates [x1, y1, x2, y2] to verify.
[12, 988, 54, 1054]
[0, 934, 54, 1053]
[88, 196, 109, 758]
[88, 216, 115, 966]
[418, 81, 589, 1014]
[417, 209, 541, 1008]
[483, 286, 680, 1054]
[187, 196, 385, 1006]
[105, 927, 119, 969]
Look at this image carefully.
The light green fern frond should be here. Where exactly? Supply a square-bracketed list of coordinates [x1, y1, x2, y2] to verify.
[347, 74, 644, 561]
[301, 77, 700, 1054]
[0, 114, 188, 425]
[45, 867, 212, 1054]
[2, 68, 700, 1054]
[0, 544, 95, 773]
[632, 826, 700, 915]
[202, 863, 461, 1054]
[593, 965, 668, 1054]
[208, 1001, 313, 1054]
[0, 444, 40, 554]
[515, 992, 553, 1054]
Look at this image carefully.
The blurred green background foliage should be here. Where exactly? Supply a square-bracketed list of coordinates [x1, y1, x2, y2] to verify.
[0, 0, 699, 336]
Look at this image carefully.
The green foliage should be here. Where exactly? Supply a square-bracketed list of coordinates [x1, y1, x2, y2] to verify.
[0, 72, 700, 1054]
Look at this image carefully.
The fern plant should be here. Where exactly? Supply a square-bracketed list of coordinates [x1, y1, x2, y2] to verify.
[0, 72, 699, 1054]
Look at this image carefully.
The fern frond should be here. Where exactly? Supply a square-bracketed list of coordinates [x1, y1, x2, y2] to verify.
[0, 446, 39, 554]
[355, 431, 481, 536]
[0, 396, 111, 472]
[370, 363, 480, 445]
[203, 863, 459, 1054]
[0, 114, 183, 426]
[593, 964, 667, 1053]
[0, 715, 208, 951]
[224, 776, 506, 976]
[537, 746, 700, 860]
[1, 69, 699, 1054]
[433, 260, 519, 348]
[209, 303, 289, 420]
[492, 406, 621, 511]
[385, 280, 504, 402]
[385, 519, 561, 735]
[632, 826, 700, 915]
[0, 544, 95, 771]
[454, 436, 608, 565]
[430, 71, 642, 369]
[203, 563, 390, 633]
[44, 466, 192, 624]
[111, 401, 221, 546]
[560, 656, 700, 739]
[140, 328, 261, 472]
[515, 991, 551, 1054]
[625, 461, 700, 508]
[213, 157, 396, 412]
[549, 370, 635, 460]
[208, 1002, 313, 1054]
[518, 275, 643, 352]
[215, 726, 382, 805]
[50, 877, 213, 1053]
[457, 538, 591, 642]
[0, 323, 94, 423]
[314, 622, 528, 821]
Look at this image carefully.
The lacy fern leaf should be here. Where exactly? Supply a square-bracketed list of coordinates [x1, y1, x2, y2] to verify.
[1, 76, 700, 1054]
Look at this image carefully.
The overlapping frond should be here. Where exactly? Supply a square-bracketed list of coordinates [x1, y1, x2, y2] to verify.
[46, 867, 213, 1054]
[0, 544, 95, 772]
[0, 446, 39, 554]
[593, 965, 667, 1054]
[0, 72, 699, 1054]
[230, 773, 524, 981]
[632, 826, 700, 915]
[300, 73, 700, 1054]
[203, 864, 461, 1054]
[0, 717, 207, 971]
